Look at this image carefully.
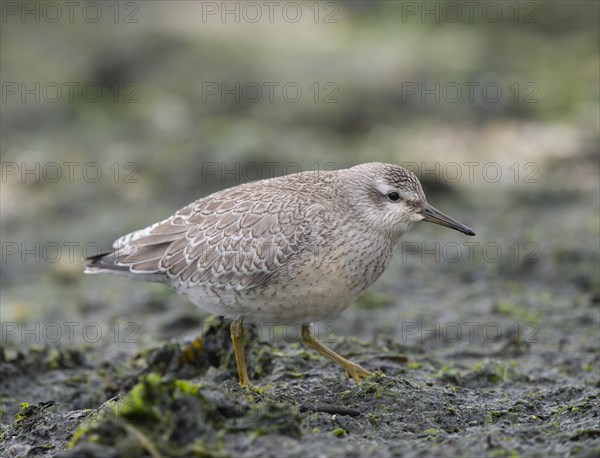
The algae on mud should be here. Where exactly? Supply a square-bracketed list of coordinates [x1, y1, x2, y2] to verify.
[2, 302, 599, 457]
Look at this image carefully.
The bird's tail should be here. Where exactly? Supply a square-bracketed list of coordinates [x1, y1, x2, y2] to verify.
[83, 250, 166, 282]
[84, 251, 125, 273]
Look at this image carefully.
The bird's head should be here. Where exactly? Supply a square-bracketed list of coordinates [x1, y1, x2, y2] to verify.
[346, 163, 476, 238]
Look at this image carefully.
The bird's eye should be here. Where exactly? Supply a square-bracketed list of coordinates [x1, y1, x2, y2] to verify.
[387, 192, 401, 202]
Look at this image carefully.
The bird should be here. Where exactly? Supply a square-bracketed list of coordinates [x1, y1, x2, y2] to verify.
[84, 162, 475, 386]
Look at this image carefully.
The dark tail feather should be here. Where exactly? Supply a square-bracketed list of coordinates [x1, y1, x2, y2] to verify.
[84, 249, 168, 283]
[84, 251, 130, 274]
[85, 251, 113, 261]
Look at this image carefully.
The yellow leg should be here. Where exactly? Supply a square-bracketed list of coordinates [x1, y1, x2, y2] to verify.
[230, 318, 251, 387]
[301, 324, 372, 382]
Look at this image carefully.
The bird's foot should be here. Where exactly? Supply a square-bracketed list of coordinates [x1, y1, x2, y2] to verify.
[344, 362, 373, 383]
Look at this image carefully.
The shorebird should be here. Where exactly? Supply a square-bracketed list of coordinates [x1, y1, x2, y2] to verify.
[85, 162, 475, 386]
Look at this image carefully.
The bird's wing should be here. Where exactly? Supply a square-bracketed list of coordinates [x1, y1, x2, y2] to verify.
[98, 188, 319, 290]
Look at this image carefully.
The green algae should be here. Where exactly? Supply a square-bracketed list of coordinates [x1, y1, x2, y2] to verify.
[331, 427, 347, 437]
[66, 372, 302, 456]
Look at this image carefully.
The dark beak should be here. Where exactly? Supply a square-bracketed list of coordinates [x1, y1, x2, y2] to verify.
[419, 203, 475, 236]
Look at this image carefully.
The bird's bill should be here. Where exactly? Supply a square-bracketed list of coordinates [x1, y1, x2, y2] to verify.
[419, 203, 476, 236]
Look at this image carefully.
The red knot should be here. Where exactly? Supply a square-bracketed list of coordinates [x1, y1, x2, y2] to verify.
[85, 162, 475, 386]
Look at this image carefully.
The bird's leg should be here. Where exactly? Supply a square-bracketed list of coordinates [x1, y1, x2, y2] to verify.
[301, 324, 372, 383]
[230, 317, 251, 387]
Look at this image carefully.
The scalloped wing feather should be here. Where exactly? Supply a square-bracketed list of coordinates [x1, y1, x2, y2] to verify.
[110, 188, 319, 291]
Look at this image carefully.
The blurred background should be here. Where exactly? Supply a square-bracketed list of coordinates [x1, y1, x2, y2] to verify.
[1, 1, 598, 359]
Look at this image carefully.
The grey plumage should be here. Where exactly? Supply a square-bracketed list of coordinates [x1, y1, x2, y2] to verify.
[85, 162, 474, 324]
